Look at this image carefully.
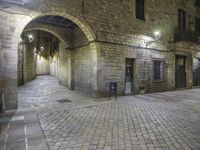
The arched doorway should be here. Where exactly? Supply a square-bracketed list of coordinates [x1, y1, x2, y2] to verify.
[4, 12, 97, 110]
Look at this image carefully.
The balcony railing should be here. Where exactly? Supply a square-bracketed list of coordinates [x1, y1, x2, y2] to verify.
[174, 28, 200, 44]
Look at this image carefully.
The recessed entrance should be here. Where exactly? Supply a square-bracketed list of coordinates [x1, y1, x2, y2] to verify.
[125, 58, 134, 94]
[193, 57, 200, 86]
[175, 55, 186, 89]
[15, 15, 97, 109]
[18, 30, 61, 85]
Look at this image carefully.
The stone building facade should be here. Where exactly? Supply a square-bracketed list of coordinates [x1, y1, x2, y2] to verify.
[0, 0, 200, 110]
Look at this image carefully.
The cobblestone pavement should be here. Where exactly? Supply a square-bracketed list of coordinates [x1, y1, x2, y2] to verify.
[38, 91, 200, 150]
[1, 76, 200, 150]
[17, 76, 96, 111]
[1, 76, 98, 150]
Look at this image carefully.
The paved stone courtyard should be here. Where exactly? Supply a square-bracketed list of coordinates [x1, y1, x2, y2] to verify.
[1, 76, 200, 150]
[38, 93, 200, 150]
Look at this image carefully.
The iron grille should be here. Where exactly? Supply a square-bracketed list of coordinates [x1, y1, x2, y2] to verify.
[174, 29, 200, 44]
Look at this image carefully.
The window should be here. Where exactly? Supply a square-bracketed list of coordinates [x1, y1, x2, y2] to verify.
[154, 60, 162, 80]
[178, 9, 186, 29]
[196, 0, 200, 7]
[136, 0, 145, 20]
[195, 17, 200, 33]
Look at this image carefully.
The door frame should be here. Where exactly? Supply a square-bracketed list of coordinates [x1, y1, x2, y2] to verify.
[175, 55, 187, 89]
[125, 58, 136, 95]
[193, 57, 200, 87]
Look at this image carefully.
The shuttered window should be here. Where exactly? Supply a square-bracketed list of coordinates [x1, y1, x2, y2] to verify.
[136, 0, 145, 20]
[196, 0, 200, 7]
[195, 17, 200, 33]
[154, 60, 162, 80]
[178, 9, 186, 29]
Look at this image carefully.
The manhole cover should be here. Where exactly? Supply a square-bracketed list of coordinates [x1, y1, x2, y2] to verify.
[57, 99, 72, 103]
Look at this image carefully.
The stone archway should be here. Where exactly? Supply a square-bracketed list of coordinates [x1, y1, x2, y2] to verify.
[18, 28, 70, 86]
[2, 8, 97, 110]
[12, 11, 96, 47]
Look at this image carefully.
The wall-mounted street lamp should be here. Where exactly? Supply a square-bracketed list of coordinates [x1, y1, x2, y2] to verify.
[28, 34, 34, 42]
[36, 46, 44, 54]
[20, 34, 34, 45]
[146, 31, 161, 47]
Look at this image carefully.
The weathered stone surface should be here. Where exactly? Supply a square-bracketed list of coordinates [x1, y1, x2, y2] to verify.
[0, 0, 200, 109]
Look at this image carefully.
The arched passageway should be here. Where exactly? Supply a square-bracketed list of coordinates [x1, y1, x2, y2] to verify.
[17, 15, 98, 106]
[2, 9, 97, 110]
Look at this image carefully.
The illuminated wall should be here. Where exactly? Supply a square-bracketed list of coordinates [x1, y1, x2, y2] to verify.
[1, 0, 200, 109]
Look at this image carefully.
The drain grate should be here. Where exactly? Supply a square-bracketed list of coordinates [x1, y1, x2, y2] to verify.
[57, 99, 72, 103]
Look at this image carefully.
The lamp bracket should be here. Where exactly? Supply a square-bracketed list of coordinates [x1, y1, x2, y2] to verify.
[146, 39, 159, 47]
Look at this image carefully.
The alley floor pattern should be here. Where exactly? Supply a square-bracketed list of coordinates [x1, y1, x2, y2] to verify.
[1, 76, 200, 150]
[38, 91, 200, 150]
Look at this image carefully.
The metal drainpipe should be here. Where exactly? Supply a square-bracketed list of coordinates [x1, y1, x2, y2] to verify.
[1, 93, 6, 113]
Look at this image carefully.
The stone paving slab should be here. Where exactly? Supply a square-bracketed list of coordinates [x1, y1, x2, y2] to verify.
[0, 110, 49, 150]
[1, 76, 200, 150]
[37, 95, 200, 150]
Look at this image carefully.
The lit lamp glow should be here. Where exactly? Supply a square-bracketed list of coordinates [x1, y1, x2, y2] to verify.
[146, 31, 161, 47]
[40, 47, 44, 52]
[28, 35, 33, 42]
[154, 31, 160, 36]
[154, 31, 161, 41]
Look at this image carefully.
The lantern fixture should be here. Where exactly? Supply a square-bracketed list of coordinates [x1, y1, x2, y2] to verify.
[146, 30, 161, 47]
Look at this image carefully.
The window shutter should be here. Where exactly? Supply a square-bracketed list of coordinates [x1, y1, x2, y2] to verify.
[154, 61, 162, 80]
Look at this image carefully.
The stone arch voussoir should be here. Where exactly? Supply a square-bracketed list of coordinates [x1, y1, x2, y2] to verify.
[12, 10, 96, 49]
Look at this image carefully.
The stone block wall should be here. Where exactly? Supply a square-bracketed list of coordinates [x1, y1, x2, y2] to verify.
[0, 11, 19, 109]
[57, 43, 72, 89]
[96, 42, 175, 96]
[56, 42, 97, 96]
[84, 0, 200, 41]
[71, 43, 97, 96]
[23, 36, 36, 82]
[1, 0, 200, 109]
[17, 43, 24, 85]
